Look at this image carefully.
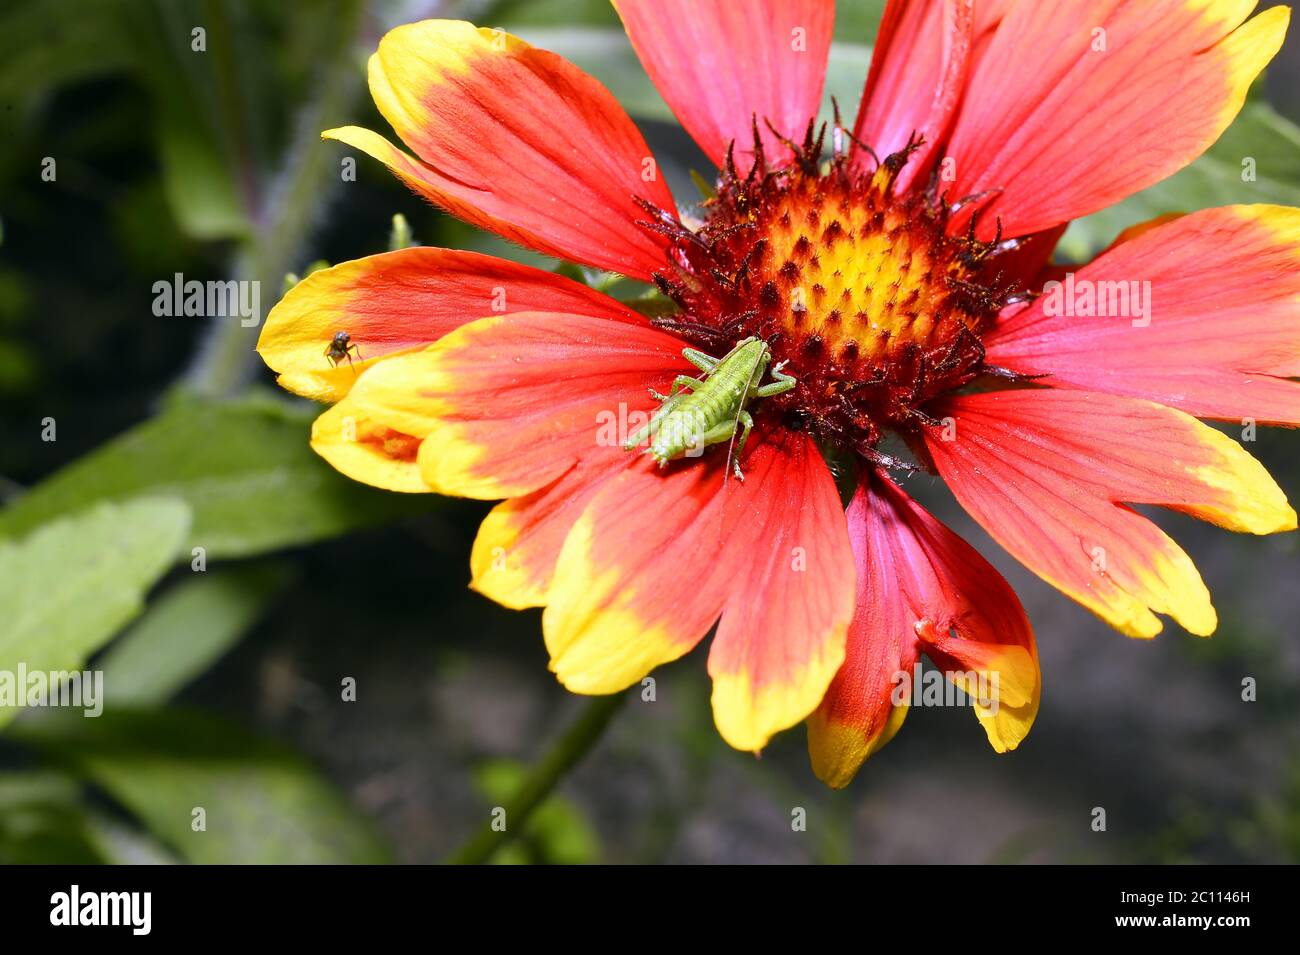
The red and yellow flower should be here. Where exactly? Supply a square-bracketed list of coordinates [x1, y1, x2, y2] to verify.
[257, 0, 1297, 785]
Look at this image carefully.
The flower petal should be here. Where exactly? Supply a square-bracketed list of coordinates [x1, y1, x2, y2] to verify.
[258, 247, 645, 403]
[470, 447, 630, 609]
[614, 0, 833, 170]
[987, 205, 1300, 425]
[543, 451, 737, 693]
[808, 469, 1038, 788]
[944, 1, 1289, 238]
[924, 389, 1296, 638]
[325, 20, 676, 277]
[309, 396, 427, 493]
[921, 625, 1039, 756]
[853, 0, 974, 193]
[344, 311, 690, 499]
[708, 427, 855, 752]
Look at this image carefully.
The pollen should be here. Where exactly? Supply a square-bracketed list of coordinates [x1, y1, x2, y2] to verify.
[642, 123, 1024, 458]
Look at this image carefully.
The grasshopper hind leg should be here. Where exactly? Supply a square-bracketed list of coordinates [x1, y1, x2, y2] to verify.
[729, 409, 754, 481]
[682, 348, 721, 373]
[623, 390, 687, 451]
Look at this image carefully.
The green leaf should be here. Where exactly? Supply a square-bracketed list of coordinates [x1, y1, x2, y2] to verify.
[13, 708, 391, 864]
[0, 767, 182, 864]
[822, 43, 872, 123]
[1061, 100, 1300, 260]
[834, 0, 889, 44]
[0, 498, 190, 729]
[0, 772, 108, 864]
[80, 810, 183, 865]
[0, 393, 427, 558]
[122, 0, 259, 242]
[97, 565, 291, 707]
[0, 0, 131, 104]
[155, 107, 252, 241]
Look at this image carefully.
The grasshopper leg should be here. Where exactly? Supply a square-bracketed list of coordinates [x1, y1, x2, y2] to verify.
[690, 409, 754, 481]
[682, 348, 720, 373]
[693, 417, 737, 454]
[623, 391, 685, 450]
[754, 366, 796, 398]
[729, 409, 754, 480]
[649, 374, 702, 403]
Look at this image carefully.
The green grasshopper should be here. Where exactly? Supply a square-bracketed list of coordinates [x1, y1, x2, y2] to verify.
[623, 337, 796, 480]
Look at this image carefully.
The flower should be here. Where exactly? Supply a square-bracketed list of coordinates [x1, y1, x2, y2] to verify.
[257, 0, 1297, 785]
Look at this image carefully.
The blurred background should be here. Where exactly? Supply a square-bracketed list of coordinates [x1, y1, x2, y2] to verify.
[1, 0, 1298, 864]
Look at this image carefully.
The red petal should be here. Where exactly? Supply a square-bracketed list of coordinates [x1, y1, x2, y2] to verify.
[924, 389, 1295, 638]
[615, 0, 833, 170]
[987, 205, 1300, 425]
[944, 1, 1289, 238]
[808, 470, 1038, 788]
[708, 427, 855, 752]
[546, 425, 854, 754]
[470, 447, 630, 609]
[345, 311, 692, 499]
[258, 247, 645, 402]
[324, 20, 675, 278]
[543, 451, 739, 694]
[853, 0, 974, 193]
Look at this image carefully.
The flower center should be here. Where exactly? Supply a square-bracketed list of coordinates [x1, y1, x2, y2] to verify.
[643, 126, 1021, 459]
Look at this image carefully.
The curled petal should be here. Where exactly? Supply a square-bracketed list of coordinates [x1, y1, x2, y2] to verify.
[469, 447, 630, 610]
[543, 452, 737, 694]
[853, 0, 974, 192]
[541, 425, 854, 755]
[809, 470, 1037, 788]
[310, 396, 427, 493]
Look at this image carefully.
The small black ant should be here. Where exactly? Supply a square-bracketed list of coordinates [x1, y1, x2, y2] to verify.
[325, 330, 361, 368]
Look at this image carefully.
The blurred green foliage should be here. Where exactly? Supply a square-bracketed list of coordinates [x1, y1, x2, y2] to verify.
[0, 392, 426, 556]
[0, 498, 190, 730]
[12, 708, 390, 864]
[474, 760, 601, 864]
[98, 565, 293, 707]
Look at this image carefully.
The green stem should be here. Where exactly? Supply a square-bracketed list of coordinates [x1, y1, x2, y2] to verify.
[183, 0, 366, 398]
[446, 692, 627, 865]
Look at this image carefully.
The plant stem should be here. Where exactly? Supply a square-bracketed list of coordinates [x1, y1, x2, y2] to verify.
[446, 692, 627, 865]
[183, 0, 366, 398]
